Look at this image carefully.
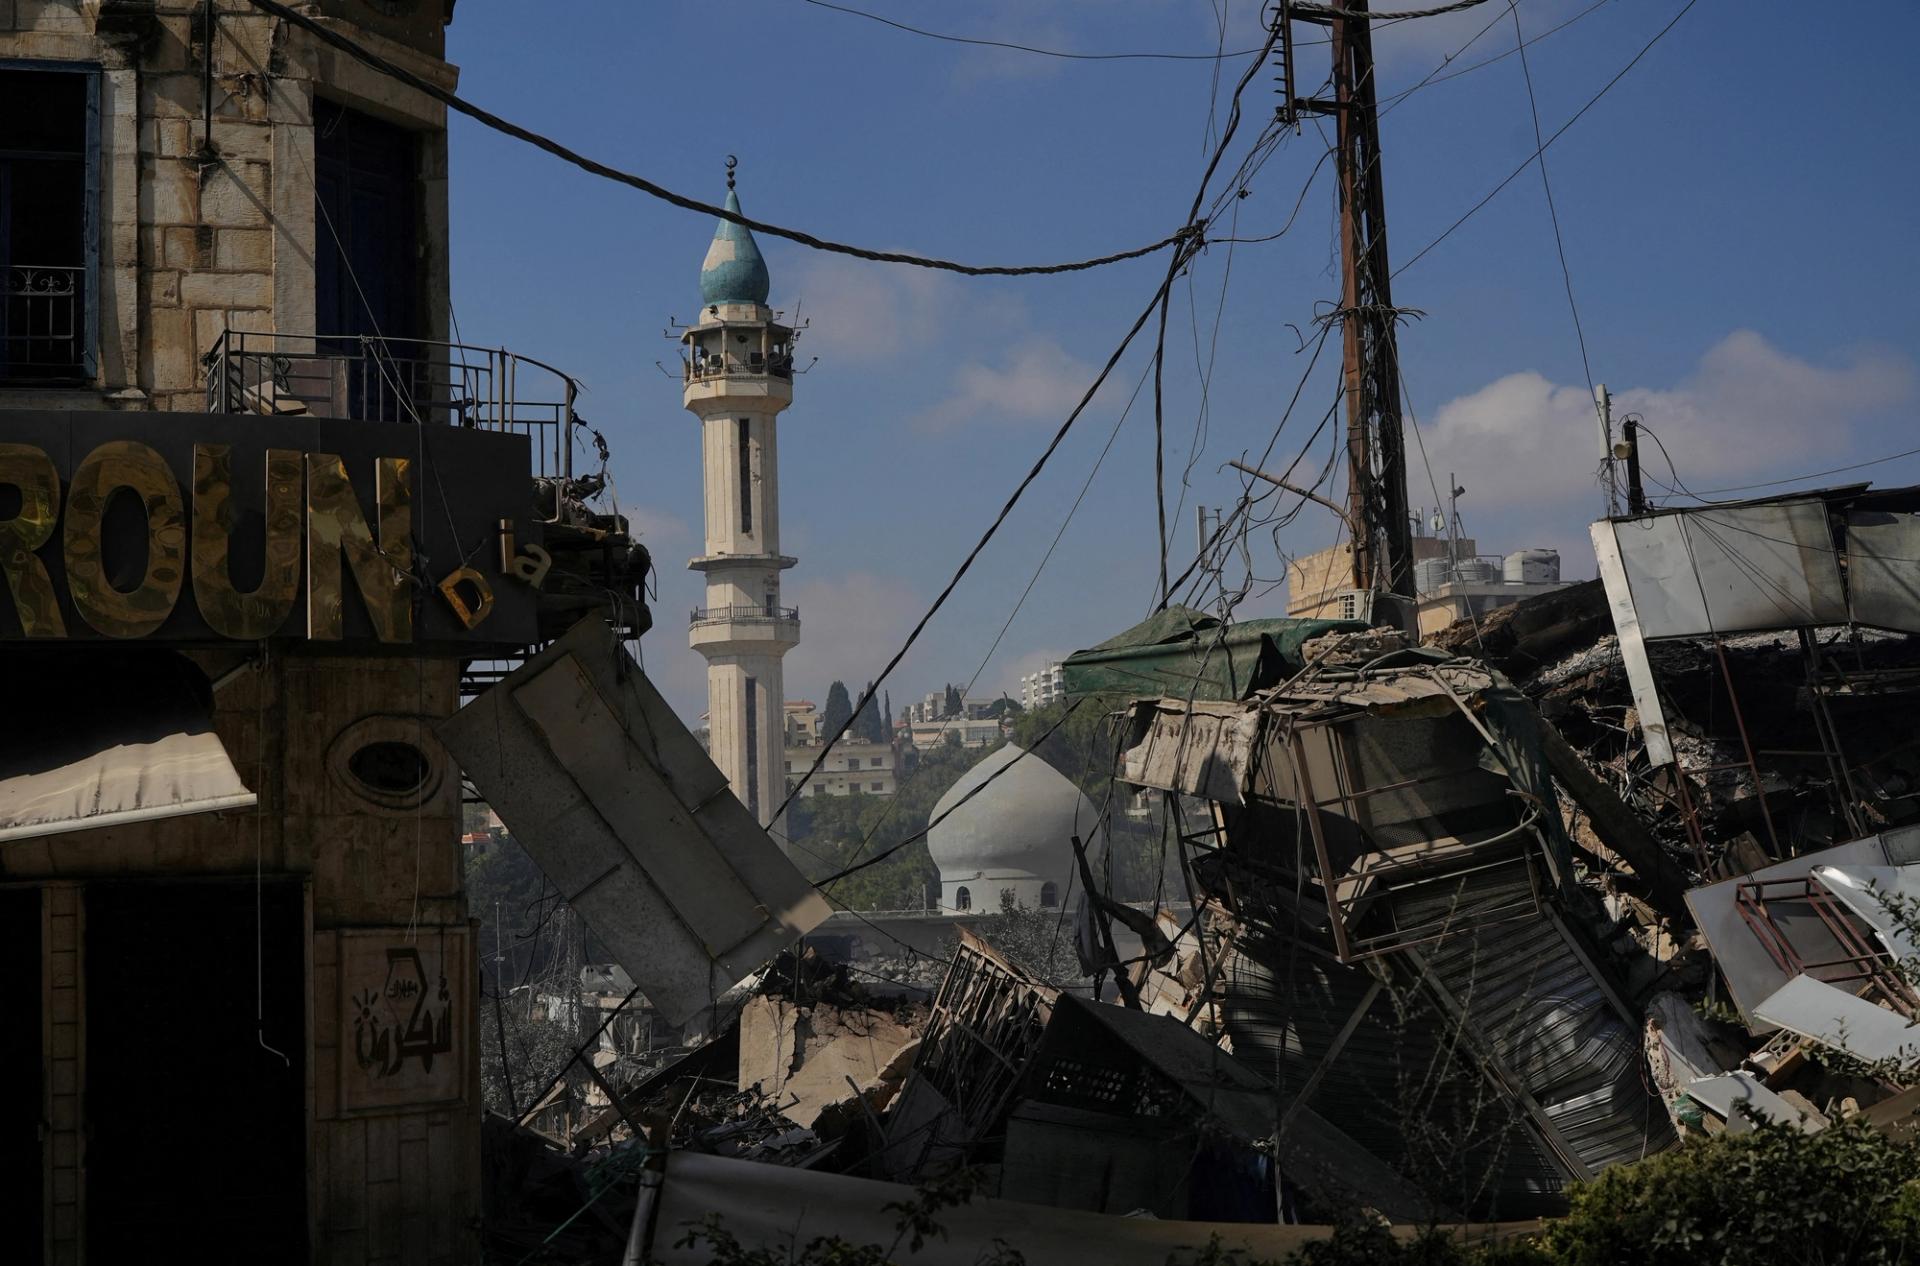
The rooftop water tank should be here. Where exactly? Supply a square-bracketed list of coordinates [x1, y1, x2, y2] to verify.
[1415, 556, 1450, 596]
[1453, 558, 1499, 585]
[1503, 549, 1561, 585]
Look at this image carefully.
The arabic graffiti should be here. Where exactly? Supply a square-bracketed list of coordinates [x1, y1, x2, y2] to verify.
[352, 947, 455, 1077]
[339, 929, 466, 1112]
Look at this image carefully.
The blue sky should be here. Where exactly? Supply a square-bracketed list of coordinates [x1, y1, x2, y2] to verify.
[444, 0, 1920, 724]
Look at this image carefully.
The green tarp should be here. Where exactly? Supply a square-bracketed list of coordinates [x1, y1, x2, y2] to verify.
[1061, 606, 1366, 703]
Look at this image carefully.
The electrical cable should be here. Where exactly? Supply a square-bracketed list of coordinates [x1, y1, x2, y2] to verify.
[1507, 0, 1598, 407]
[817, 701, 1086, 887]
[780, 13, 1291, 814]
[801, 0, 1283, 61]
[247, 0, 1198, 278]
[1378, 0, 1615, 115]
[775, 254, 1191, 820]
[1392, 0, 1700, 279]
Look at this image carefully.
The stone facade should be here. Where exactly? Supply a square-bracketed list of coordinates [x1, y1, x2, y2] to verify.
[0, 4, 479, 1263]
[0, 0, 453, 413]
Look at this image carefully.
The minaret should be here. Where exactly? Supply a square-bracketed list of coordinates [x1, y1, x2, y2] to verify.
[683, 161, 800, 839]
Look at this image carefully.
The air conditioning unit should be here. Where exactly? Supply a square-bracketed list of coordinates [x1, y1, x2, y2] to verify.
[1329, 589, 1373, 623]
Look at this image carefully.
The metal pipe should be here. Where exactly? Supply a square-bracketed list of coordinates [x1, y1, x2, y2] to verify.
[1712, 637, 1782, 859]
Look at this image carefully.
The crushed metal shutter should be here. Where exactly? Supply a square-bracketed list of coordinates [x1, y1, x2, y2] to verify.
[438, 616, 830, 1026]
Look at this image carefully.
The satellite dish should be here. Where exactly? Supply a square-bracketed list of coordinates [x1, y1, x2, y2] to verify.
[1611, 440, 1633, 460]
[1429, 515, 1446, 533]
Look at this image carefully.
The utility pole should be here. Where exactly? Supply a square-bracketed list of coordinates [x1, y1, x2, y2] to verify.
[1621, 417, 1648, 515]
[1280, 0, 1413, 621]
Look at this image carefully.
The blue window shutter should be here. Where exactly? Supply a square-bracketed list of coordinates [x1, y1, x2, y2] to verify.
[82, 68, 100, 382]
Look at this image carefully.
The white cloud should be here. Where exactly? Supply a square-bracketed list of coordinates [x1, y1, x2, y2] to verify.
[787, 256, 960, 368]
[914, 338, 1101, 431]
[782, 571, 926, 705]
[1415, 329, 1914, 557]
[622, 505, 691, 550]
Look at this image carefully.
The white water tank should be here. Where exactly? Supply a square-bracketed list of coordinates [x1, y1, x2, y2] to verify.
[1453, 558, 1499, 585]
[1415, 557, 1450, 596]
[1503, 549, 1561, 585]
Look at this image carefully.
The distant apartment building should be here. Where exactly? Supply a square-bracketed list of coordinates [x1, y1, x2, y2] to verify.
[907, 715, 1006, 751]
[785, 699, 822, 746]
[906, 689, 1001, 724]
[787, 741, 898, 797]
[1020, 661, 1066, 711]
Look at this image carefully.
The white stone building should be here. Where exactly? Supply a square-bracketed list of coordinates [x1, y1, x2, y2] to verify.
[1019, 661, 1065, 711]
[681, 172, 801, 837]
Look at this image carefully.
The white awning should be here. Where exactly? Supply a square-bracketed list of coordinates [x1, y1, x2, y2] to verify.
[0, 651, 256, 842]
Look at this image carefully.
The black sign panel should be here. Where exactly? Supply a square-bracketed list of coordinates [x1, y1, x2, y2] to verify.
[0, 410, 541, 648]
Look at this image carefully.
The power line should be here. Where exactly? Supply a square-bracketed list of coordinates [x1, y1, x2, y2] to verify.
[1676, 443, 1920, 497]
[247, 0, 1196, 278]
[1392, 0, 1701, 279]
[801, 0, 1279, 61]
[1378, 0, 1616, 114]
[1507, 1, 1598, 404]
[819, 701, 1086, 888]
[775, 248, 1199, 819]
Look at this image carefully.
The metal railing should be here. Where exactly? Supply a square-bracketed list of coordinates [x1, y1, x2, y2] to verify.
[203, 328, 577, 488]
[2, 264, 86, 380]
[689, 603, 799, 625]
[683, 351, 795, 383]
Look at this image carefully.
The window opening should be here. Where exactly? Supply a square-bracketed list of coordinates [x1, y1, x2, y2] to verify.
[736, 418, 753, 534]
[744, 675, 759, 817]
[0, 66, 96, 383]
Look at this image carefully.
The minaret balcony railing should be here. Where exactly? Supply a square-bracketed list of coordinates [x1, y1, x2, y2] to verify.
[683, 352, 795, 383]
[690, 604, 799, 627]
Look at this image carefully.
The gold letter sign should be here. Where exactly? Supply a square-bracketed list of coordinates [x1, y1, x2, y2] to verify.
[0, 444, 66, 638]
[63, 441, 186, 638]
[192, 444, 303, 639]
[306, 454, 413, 643]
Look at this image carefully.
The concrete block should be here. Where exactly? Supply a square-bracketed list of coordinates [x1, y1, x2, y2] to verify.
[148, 268, 181, 306]
[15, 0, 86, 33]
[217, 227, 273, 271]
[145, 304, 192, 391]
[140, 157, 198, 225]
[213, 119, 273, 163]
[180, 269, 270, 309]
[142, 71, 202, 121]
[158, 118, 195, 159]
[200, 161, 271, 227]
[166, 224, 205, 269]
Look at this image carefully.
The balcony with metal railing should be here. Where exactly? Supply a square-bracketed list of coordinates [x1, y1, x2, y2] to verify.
[682, 349, 795, 383]
[2, 264, 87, 382]
[203, 328, 582, 516]
[690, 603, 800, 626]
[688, 602, 800, 653]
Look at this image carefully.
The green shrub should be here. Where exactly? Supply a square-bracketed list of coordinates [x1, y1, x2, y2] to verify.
[1544, 1118, 1920, 1266]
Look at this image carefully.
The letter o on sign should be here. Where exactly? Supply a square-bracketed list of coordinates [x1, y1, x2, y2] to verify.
[64, 441, 186, 637]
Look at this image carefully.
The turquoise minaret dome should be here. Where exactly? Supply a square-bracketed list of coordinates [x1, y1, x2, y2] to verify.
[699, 183, 771, 307]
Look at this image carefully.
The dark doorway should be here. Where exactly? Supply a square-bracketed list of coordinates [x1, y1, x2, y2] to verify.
[0, 887, 43, 1266]
[315, 98, 424, 420]
[0, 66, 93, 382]
[86, 880, 307, 1263]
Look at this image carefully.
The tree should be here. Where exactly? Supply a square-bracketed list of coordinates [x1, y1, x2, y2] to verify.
[943, 683, 963, 718]
[985, 694, 1024, 719]
[855, 680, 887, 744]
[822, 680, 853, 737]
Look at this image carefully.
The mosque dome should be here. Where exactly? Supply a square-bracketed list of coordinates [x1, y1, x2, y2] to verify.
[926, 743, 1100, 914]
[699, 188, 771, 306]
